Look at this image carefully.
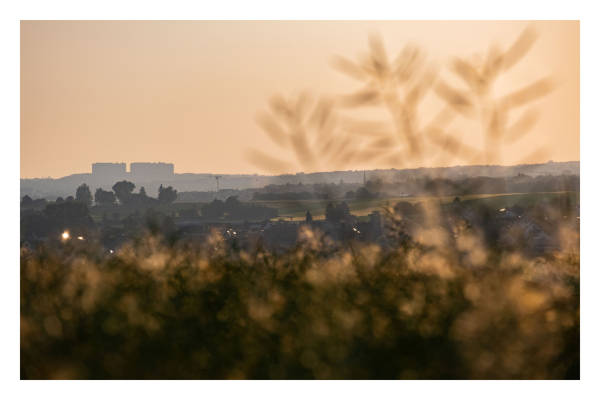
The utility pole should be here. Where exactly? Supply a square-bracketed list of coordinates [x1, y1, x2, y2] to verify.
[210, 175, 223, 191]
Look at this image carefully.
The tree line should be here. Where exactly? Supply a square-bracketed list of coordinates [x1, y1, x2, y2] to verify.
[324, 201, 354, 222]
[181, 196, 278, 220]
[249, 174, 580, 199]
[95, 181, 178, 205]
[21, 181, 178, 207]
[252, 191, 331, 201]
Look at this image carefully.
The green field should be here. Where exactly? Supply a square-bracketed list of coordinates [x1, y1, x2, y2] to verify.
[22, 191, 579, 223]
[250, 191, 580, 221]
[450, 191, 580, 211]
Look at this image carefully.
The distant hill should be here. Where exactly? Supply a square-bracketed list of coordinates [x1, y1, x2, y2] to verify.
[20, 161, 579, 200]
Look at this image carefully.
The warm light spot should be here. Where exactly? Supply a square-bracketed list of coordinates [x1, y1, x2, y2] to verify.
[62, 232, 69, 239]
[499, 208, 505, 212]
[77, 237, 84, 240]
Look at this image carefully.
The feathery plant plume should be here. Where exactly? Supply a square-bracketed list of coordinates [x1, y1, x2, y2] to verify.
[431, 25, 555, 165]
[332, 34, 438, 168]
[245, 92, 347, 173]
[247, 26, 555, 173]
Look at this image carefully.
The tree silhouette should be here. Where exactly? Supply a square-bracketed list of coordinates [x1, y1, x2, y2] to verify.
[112, 181, 136, 203]
[338, 201, 351, 221]
[94, 188, 117, 205]
[75, 183, 93, 206]
[306, 210, 313, 222]
[202, 199, 226, 218]
[43, 201, 95, 235]
[325, 202, 338, 222]
[158, 185, 178, 204]
[21, 195, 33, 207]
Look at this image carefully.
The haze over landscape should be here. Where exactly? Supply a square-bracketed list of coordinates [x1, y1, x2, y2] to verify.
[20, 20, 581, 381]
[21, 20, 579, 179]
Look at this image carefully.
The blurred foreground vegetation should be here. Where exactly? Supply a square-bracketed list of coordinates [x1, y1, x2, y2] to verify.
[21, 214, 579, 380]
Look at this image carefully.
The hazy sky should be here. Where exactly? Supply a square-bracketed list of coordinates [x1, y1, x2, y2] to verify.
[21, 21, 579, 179]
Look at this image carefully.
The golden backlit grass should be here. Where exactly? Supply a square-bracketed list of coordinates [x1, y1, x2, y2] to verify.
[21, 217, 579, 379]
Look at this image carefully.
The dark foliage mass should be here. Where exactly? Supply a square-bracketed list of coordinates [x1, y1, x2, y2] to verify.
[201, 199, 226, 218]
[112, 181, 136, 203]
[21, 195, 33, 207]
[252, 191, 330, 201]
[399, 174, 580, 198]
[20, 189, 580, 380]
[247, 174, 579, 201]
[158, 185, 178, 204]
[325, 201, 353, 222]
[201, 196, 278, 220]
[21, 196, 49, 208]
[121, 193, 158, 205]
[20, 220, 579, 379]
[305, 210, 313, 222]
[21, 202, 95, 240]
[179, 204, 200, 220]
[94, 181, 161, 205]
[75, 184, 93, 206]
[94, 188, 117, 206]
[345, 187, 379, 199]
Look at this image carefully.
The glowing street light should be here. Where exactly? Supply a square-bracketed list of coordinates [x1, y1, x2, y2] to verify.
[62, 232, 69, 239]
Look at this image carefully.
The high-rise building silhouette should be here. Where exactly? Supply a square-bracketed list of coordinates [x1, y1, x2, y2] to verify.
[92, 163, 126, 175]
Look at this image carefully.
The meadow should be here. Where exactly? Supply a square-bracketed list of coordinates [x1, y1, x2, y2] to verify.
[453, 191, 580, 211]
[263, 191, 580, 221]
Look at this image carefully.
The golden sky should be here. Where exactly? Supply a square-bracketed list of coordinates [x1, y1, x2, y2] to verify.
[20, 21, 579, 179]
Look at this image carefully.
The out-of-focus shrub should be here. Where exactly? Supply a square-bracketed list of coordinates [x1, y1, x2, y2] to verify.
[20, 223, 579, 380]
